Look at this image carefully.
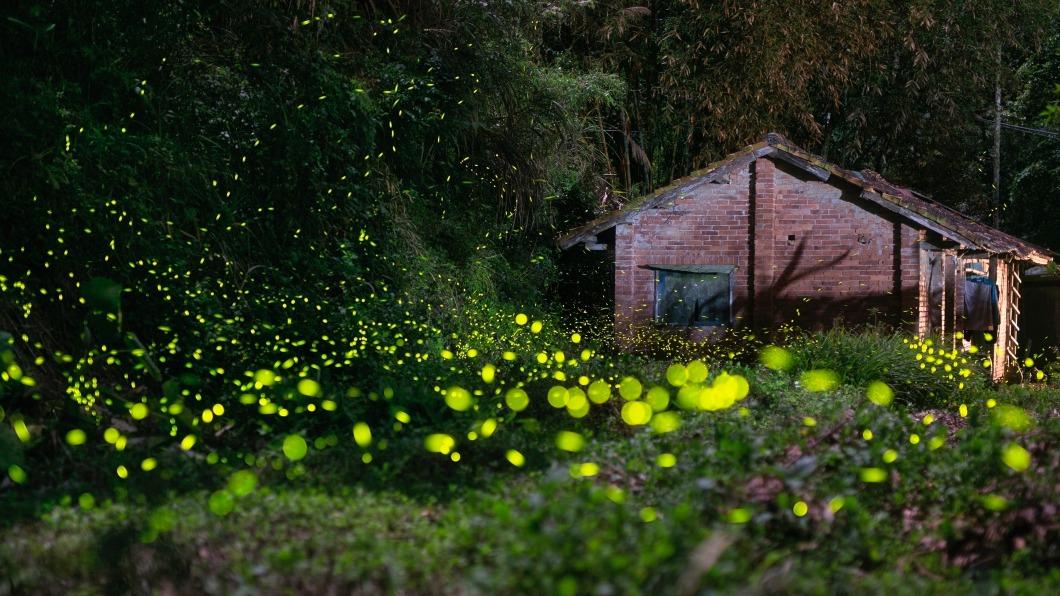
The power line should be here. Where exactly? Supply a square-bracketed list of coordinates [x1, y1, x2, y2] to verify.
[999, 120, 1060, 140]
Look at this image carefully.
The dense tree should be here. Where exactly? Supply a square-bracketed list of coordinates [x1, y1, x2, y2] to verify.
[0, 0, 1056, 433]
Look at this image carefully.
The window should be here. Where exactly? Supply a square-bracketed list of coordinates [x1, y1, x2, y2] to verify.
[651, 265, 734, 327]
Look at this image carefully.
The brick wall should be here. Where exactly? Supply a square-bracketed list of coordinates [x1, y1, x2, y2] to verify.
[762, 161, 915, 328]
[615, 168, 753, 341]
[614, 155, 923, 338]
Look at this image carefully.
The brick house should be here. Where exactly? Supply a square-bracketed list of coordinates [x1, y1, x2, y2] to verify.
[558, 133, 1054, 378]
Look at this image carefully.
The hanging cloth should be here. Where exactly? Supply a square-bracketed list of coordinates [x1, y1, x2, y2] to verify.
[963, 276, 998, 332]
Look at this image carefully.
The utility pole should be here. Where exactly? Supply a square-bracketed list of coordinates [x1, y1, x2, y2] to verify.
[993, 60, 1002, 228]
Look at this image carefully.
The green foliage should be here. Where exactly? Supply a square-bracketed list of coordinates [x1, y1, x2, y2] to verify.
[1, 1, 1059, 592]
[3, 370, 1060, 592]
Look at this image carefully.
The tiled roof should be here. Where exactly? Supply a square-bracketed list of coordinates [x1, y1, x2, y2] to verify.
[557, 133, 1055, 265]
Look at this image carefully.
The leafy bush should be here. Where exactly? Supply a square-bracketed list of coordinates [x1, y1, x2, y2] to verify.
[783, 328, 986, 408]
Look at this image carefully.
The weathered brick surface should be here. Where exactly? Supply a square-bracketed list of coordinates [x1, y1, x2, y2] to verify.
[615, 167, 753, 339]
[614, 155, 923, 337]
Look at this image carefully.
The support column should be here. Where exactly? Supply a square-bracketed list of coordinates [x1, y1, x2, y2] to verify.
[917, 231, 929, 338]
[752, 158, 776, 327]
[953, 255, 965, 348]
[614, 223, 636, 345]
[942, 250, 956, 343]
[993, 259, 1010, 381]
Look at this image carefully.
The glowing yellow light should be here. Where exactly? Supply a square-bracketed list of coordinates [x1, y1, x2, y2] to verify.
[566, 388, 589, 418]
[759, 345, 793, 371]
[645, 386, 670, 411]
[621, 401, 652, 426]
[793, 501, 808, 517]
[576, 462, 599, 477]
[801, 369, 839, 392]
[993, 404, 1033, 431]
[353, 422, 372, 447]
[859, 467, 886, 483]
[618, 376, 642, 401]
[866, 381, 893, 406]
[665, 364, 687, 387]
[65, 429, 86, 446]
[657, 453, 677, 468]
[981, 494, 1008, 511]
[648, 407, 682, 430]
[8, 465, 27, 484]
[11, 417, 29, 441]
[505, 388, 529, 412]
[444, 386, 473, 411]
[130, 403, 149, 420]
[506, 449, 525, 467]
[555, 430, 585, 452]
[687, 360, 709, 383]
[727, 508, 752, 524]
[1001, 442, 1031, 471]
[547, 385, 569, 408]
[425, 433, 455, 454]
[587, 380, 610, 404]
[297, 378, 321, 397]
[254, 369, 276, 386]
[283, 435, 308, 461]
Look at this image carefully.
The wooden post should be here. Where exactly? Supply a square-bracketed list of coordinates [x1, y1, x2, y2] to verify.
[1006, 262, 1023, 377]
[993, 259, 1010, 381]
[942, 251, 955, 343]
[953, 255, 965, 349]
[917, 231, 929, 338]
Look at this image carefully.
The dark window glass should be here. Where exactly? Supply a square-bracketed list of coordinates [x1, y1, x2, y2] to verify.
[655, 270, 731, 326]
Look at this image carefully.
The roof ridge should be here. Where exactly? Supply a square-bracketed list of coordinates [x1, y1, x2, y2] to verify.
[556, 132, 1054, 264]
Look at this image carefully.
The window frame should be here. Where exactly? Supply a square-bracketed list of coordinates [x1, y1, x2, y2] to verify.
[647, 264, 736, 328]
